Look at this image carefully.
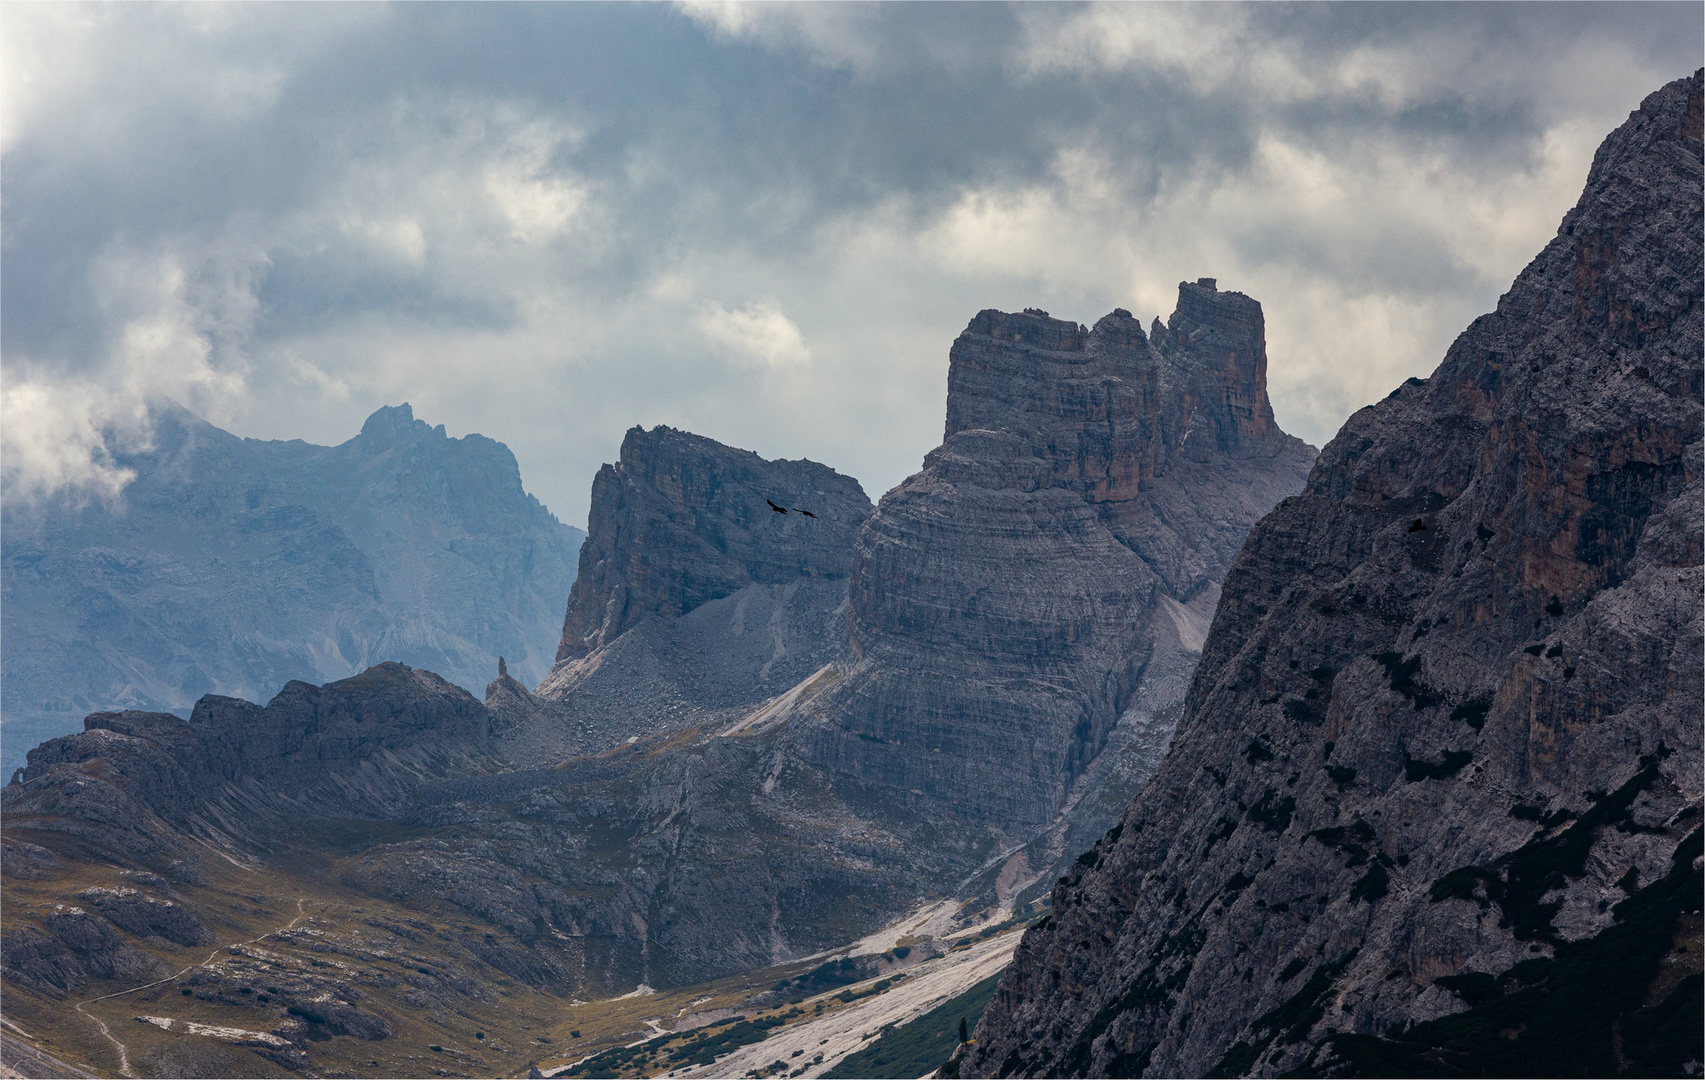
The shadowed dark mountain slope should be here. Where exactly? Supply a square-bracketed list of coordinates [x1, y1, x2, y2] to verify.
[965, 70, 1703, 1080]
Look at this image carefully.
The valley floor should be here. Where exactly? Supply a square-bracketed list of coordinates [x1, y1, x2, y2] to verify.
[2, 827, 1031, 1080]
[669, 931, 1017, 1080]
[533, 900, 1034, 1080]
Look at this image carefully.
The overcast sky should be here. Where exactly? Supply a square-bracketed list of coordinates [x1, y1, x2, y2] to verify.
[4, 3, 1700, 524]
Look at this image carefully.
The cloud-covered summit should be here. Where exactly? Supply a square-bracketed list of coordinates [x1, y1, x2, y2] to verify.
[3, 2, 1699, 521]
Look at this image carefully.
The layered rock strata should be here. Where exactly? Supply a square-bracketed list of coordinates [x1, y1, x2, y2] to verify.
[967, 71, 1703, 1078]
[796, 293, 1315, 834]
[7, 663, 501, 858]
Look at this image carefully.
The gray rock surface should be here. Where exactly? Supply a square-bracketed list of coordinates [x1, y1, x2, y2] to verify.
[795, 294, 1315, 834]
[966, 70, 1703, 1079]
[549, 424, 869, 664]
[43, 906, 170, 985]
[76, 886, 210, 947]
[499, 427, 871, 767]
[1, 402, 583, 778]
[3, 660, 997, 998]
[506, 577, 857, 768]
[2, 276, 1325, 1007]
[5, 662, 502, 859]
[0, 925, 86, 996]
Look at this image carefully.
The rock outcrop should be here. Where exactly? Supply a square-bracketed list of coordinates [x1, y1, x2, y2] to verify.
[796, 292, 1315, 834]
[6, 662, 501, 859]
[966, 71, 1703, 1078]
[3, 661, 988, 1002]
[1, 402, 583, 778]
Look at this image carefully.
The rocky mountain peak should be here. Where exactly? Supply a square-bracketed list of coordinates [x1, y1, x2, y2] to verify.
[1, 402, 582, 778]
[551, 425, 871, 664]
[356, 402, 425, 442]
[1155, 279, 1282, 453]
[960, 308, 1089, 354]
[799, 288, 1316, 834]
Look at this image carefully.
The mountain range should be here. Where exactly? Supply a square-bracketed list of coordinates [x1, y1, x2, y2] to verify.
[1, 403, 585, 779]
[0, 69, 1698, 1080]
[1, 271, 1316, 1076]
[966, 67, 1703, 1080]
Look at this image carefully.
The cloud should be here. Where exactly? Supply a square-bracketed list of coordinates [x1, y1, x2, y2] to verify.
[697, 300, 811, 369]
[904, 108, 1608, 446]
[2, 241, 255, 502]
[0, 380, 139, 502]
[1, 3, 1698, 521]
[675, 2, 912, 74]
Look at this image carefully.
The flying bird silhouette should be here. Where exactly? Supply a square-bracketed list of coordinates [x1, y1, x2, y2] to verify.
[795, 508, 817, 518]
[766, 499, 789, 514]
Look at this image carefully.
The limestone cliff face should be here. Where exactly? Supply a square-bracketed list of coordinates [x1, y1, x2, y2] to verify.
[966, 72, 1703, 1078]
[548, 425, 871, 666]
[798, 292, 1315, 833]
[513, 427, 872, 768]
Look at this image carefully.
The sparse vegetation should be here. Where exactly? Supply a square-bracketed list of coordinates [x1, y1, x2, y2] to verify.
[561, 1012, 799, 1076]
[771, 956, 869, 1001]
[822, 971, 1004, 1079]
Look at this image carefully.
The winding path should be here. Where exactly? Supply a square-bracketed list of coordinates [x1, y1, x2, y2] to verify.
[71, 898, 310, 1078]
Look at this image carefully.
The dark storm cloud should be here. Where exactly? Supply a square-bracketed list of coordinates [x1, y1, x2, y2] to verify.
[2, 2, 1699, 516]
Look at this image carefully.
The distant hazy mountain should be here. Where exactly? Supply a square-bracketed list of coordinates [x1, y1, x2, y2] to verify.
[1, 402, 583, 777]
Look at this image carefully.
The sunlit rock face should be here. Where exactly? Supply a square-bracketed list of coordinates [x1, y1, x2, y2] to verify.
[797, 288, 1316, 834]
[967, 71, 1703, 1079]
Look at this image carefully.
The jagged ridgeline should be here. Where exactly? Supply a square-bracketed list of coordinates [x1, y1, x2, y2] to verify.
[0, 402, 585, 778]
[2, 242, 1319, 1071]
[966, 71, 1704, 1080]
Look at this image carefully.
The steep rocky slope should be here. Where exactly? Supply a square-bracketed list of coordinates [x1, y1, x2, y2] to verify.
[966, 71, 1703, 1079]
[795, 291, 1315, 835]
[1, 403, 583, 777]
